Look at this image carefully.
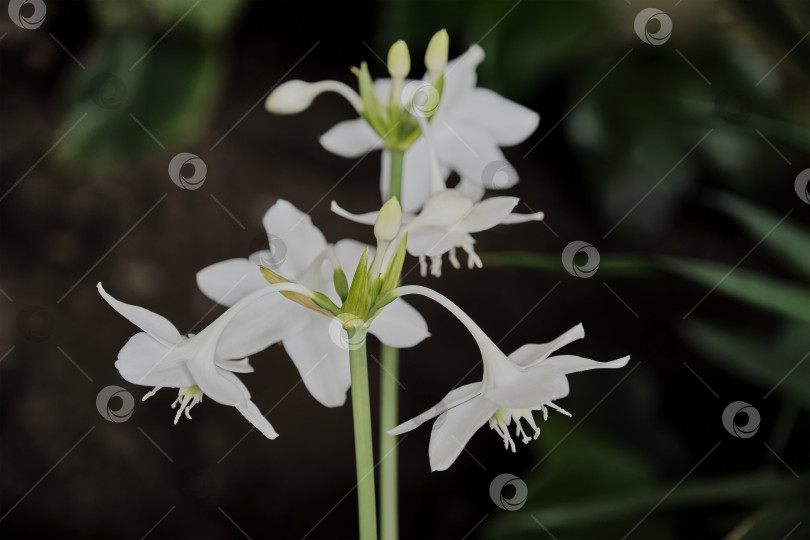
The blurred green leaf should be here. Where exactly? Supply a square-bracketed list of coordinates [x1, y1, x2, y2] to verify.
[478, 252, 658, 276]
[665, 258, 810, 324]
[682, 319, 810, 408]
[711, 193, 810, 279]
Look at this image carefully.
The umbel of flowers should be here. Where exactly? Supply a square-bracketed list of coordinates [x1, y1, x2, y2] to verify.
[99, 29, 629, 540]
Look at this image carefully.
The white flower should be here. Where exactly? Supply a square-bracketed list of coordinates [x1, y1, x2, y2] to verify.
[319, 44, 540, 212]
[97, 283, 312, 439]
[333, 189, 543, 277]
[388, 285, 629, 471]
[196, 200, 429, 408]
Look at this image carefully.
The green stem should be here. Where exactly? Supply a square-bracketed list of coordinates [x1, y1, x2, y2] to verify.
[379, 344, 399, 539]
[389, 148, 404, 201]
[348, 328, 378, 540]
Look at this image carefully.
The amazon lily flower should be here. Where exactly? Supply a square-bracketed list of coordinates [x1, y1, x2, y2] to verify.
[98, 282, 317, 439]
[388, 285, 629, 471]
[196, 199, 429, 408]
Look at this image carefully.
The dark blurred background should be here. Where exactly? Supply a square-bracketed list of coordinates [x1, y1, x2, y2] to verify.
[1, 1, 808, 539]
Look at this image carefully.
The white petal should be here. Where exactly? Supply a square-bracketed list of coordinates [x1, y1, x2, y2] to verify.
[216, 292, 310, 359]
[98, 283, 182, 346]
[406, 227, 465, 258]
[319, 119, 382, 158]
[380, 139, 434, 214]
[196, 258, 268, 307]
[216, 358, 254, 373]
[388, 382, 482, 435]
[330, 201, 379, 225]
[261, 200, 327, 277]
[501, 211, 545, 225]
[115, 332, 194, 388]
[437, 45, 485, 114]
[333, 239, 374, 282]
[235, 400, 279, 439]
[454, 88, 540, 146]
[540, 355, 630, 375]
[282, 317, 351, 407]
[186, 352, 252, 407]
[508, 324, 585, 369]
[368, 298, 429, 348]
[429, 395, 498, 471]
[435, 123, 518, 190]
[455, 177, 485, 202]
[484, 365, 570, 409]
[460, 197, 519, 233]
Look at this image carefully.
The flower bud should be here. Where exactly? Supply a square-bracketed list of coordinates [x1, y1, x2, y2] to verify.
[387, 40, 411, 80]
[265, 80, 362, 114]
[375, 197, 403, 242]
[425, 29, 449, 76]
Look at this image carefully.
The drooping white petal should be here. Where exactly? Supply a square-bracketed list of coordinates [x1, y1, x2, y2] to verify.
[538, 355, 631, 375]
[435, 123, 518, 190]
[429, 395, 498, 471]
[484, 365, 570, 409]
[196, 258, 269, 307]
[380, 139, 435, 213]
[388, 382, 482, 435]
[406, 226, 466, 258]
[261, 200, 327, 277]
[454, 87, 540, 146]
[460, 197, 520, 233]
[235, 400, 279, 440]
[509, 324, 586, 369]
[282, 316, 351, 407]
[115, 332, 194, 388]
[186, 349, 252, 407]
[215, 358, 254, 373]
[367, 298, 429, 348]
[319, 119, 382, 158]
[501, 211, 545, 225]
[98, 284, 182, 346]
[216, 291, 310, 359]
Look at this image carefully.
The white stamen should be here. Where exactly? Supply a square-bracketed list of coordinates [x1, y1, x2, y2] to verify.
[448, 248, 461, 269]
[430, 256, 443, 277]
[419, 255, 428, 277]
[142, 387, 161, 401]
[547, 402, 572, 417]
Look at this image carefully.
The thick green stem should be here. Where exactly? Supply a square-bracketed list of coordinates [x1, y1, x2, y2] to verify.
[379, 344, 399, 539]
[380, 146, 404, 540]
[388, 148, 404, 201]
[348, 328, 378, 540]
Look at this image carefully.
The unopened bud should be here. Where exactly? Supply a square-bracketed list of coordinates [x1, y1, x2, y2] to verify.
[387, 40, 411, 80]
[425, 29, 449, 76]
[375, 197, 403, 242]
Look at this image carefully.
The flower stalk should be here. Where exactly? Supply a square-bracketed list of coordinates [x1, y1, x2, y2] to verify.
[348, 327, 378, 540]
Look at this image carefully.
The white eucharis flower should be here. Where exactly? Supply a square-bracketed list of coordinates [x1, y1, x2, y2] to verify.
[196, 199, 429, 408]
[97, 282, 315, 439]
[387, 285, 629, 471]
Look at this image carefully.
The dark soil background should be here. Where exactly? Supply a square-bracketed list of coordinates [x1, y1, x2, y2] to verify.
[1, 1, 808, 539]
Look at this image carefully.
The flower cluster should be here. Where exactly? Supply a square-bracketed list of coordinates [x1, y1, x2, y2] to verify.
[99, 30, 629, 478]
